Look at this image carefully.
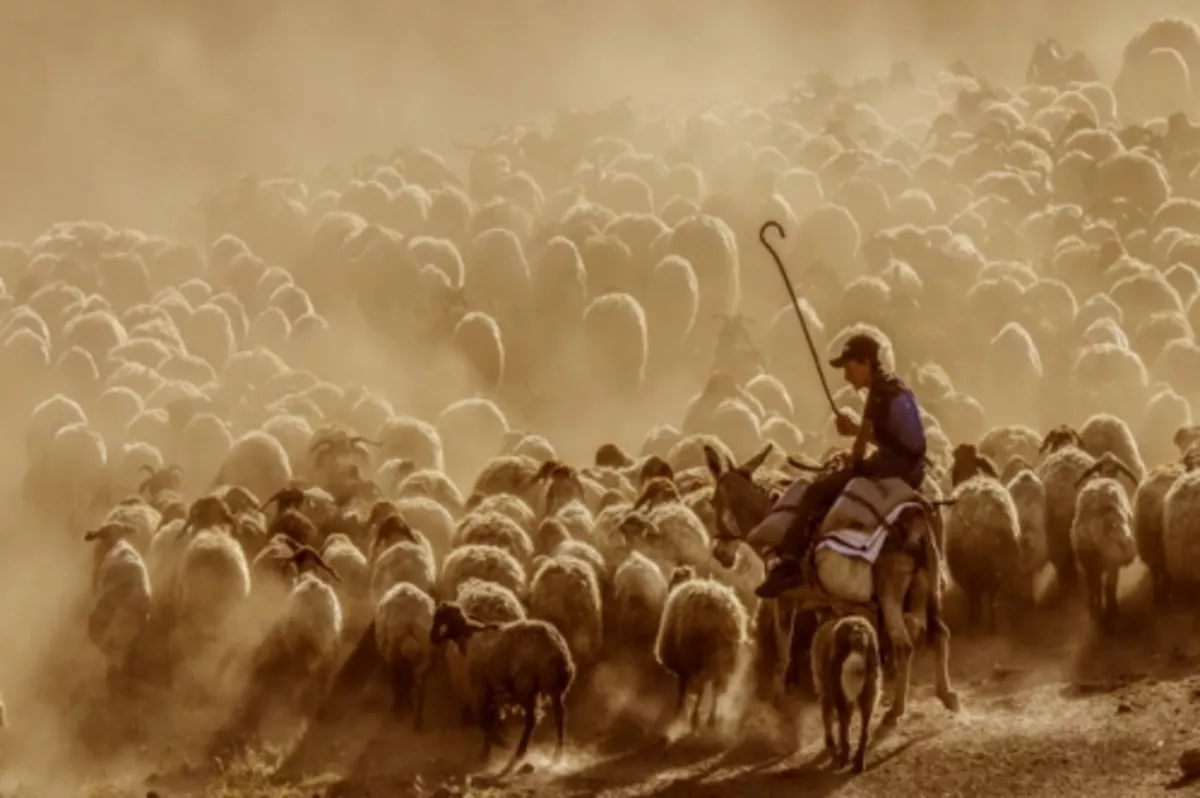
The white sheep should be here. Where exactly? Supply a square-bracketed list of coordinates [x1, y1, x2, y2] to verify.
[1071, 454, 1140, 629]
[528, 555, 604, 671]
[654, 566, 749, 732]
[374, 582, 436, 730]
[84, 522, 152, 690]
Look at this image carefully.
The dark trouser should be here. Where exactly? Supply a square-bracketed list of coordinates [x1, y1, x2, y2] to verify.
[776, 465, 857, 560]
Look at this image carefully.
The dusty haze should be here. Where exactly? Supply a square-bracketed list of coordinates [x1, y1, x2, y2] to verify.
[0, 0, 1191, 238]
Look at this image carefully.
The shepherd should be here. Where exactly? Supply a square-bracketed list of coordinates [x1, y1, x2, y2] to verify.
[755, 333, 927, 598]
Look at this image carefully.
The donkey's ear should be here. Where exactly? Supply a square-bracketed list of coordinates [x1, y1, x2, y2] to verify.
[703, 445, 724, 480]
[738, 443, 774, 475]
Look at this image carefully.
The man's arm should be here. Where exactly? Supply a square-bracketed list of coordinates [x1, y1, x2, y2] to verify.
[851, 419, 872, 461]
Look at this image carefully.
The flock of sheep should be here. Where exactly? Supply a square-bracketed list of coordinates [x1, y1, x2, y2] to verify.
[6, 13, 1200, 786]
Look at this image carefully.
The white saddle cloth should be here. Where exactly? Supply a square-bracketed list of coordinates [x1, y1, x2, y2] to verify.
[816, 500, 925, 565]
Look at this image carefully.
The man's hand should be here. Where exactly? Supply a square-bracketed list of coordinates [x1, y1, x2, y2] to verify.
[835, 413, 860, 437]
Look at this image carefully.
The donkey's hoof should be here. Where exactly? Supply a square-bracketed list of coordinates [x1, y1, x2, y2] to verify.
[880, 708, 903, 728]
[940, 690, 962, 713]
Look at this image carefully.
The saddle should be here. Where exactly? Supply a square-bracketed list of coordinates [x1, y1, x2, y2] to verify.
[806, 477, 928, 606]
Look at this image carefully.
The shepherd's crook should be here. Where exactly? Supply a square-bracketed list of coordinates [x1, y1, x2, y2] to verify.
[758, 220, 838, 415]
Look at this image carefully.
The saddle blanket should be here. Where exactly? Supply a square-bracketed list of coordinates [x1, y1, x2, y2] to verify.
[816, 500, 925, 564]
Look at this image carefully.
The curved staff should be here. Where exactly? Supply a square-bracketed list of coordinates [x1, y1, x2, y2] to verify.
[758, 220, 838, 416]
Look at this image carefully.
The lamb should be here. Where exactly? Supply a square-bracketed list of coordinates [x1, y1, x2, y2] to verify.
[810, 612, 881, 773]
[84, 522, 153, 690]
[431, 601, 574, 774]
[1071, 454, 1140, 629]
[654, 566, 749, 732]
[374, 582, 436, 730]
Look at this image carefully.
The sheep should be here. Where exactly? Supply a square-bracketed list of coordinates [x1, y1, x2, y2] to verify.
[527, 555, 604, 672]
[1035, 426, 1096, 595]
[1134, 462, 1185, 604]
[84, 522, 152, 690]
[369, 518, 437, 602]
[608, 551, 669, 650]
[1071, 454, 1140, 629]
[431, 602, 574, 773]
[374, 582, 436, 730]
[210, 546, 344, 758]
[810, 612, 881, 773]
[1078, 413, 1147, 486]
[172, 526, 253, 647]
[944, 447, 1032, 633]
[439, 544, 526, 599]
[654, 566, 749, 732]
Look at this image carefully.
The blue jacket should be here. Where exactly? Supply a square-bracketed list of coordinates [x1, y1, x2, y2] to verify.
[861, 372, 927, 489]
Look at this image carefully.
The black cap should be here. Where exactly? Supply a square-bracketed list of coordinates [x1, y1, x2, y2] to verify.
[829, 333, 881, 368]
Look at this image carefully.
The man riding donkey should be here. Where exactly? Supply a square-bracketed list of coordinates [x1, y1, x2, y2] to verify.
[712, 330, 958, 726]
[756, 332, 929, 600]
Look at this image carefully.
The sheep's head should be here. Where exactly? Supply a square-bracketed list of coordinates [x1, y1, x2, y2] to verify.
[617, 512, 656, 542]
[156, 501, 186, 530]
[529, 460, 584, 514]
[594, 442, 634, 469]
[268, 508, 320, 548]
[669, 565, 697, 589]
[1183, 443, 1200, 472]
[632, 477, 680, 511]
[261, 486, 308, 515]
[219, 484, 261, 515]
[597, 489, 628, 512]
[950, 444, 999, 486]
[370, 513, 416, 559]
[183, 495, 236, 534]
[532, 519, 568, 557]
[1174, 425, 1200, 457]
[431, 601, 482, 646]
[1074, 452, 1138, 489]
[288, 545, 341, 583]
[83, 521, 136, 548]
[1000, 456, 1032, 483]
[704, 442, 774, 568]
[139, 464, 183, 498]
[307, 426, 381, 470]
[637, 455, 674, 487]
[366, 500, 399, 530]
[1039, 425, 1082, 455]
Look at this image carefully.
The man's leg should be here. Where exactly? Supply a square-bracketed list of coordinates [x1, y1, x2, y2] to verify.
[756, 468, 855, 599]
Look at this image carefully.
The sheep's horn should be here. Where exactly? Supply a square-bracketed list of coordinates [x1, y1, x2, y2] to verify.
[139, 464, 156, 476]
[1113, 458, 1139, 485]
[298, 548, 341, 583]
[350, 436, 382, 447]
[260, 489, 295, 512]
[1074, 463, 1100, 489]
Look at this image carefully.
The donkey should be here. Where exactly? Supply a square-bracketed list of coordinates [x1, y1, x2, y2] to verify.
[705, 443, 960, 726]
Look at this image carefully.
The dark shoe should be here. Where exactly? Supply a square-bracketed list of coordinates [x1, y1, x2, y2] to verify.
[756, 558, 807, 599]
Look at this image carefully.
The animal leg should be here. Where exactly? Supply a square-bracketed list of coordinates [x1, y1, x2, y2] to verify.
[501, 696, 539, 775]
[690, 682, 707, 730]
[412, 672, 427, 733]
[835, 701, 852, 768]
[1082, 560, 1102, 624]
[675, 675, 690, 722]
[479, 690, 498, 763]
[551, 693, 566, 760]
[820, 695, 836, 760]
[880, 600, 913, 727]
[965, 591, 980, 633]
[705, 678, 722, 729]
[1102, 567, 1120, 631]
[929, 616, 959, 712]
[853, 675, 877, 774]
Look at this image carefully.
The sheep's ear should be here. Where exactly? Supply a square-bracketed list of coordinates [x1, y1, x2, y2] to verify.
[83, 529, 100, 542]
[977, 456, 999, 479]
[1038, 431, 1057, 453]
[702, 445, 724, 479]
[786, 455, 823, 472]
[737, 443, 774, 475]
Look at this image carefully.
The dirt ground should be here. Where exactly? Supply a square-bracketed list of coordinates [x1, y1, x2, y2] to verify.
[34, 570, 1198, 798]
